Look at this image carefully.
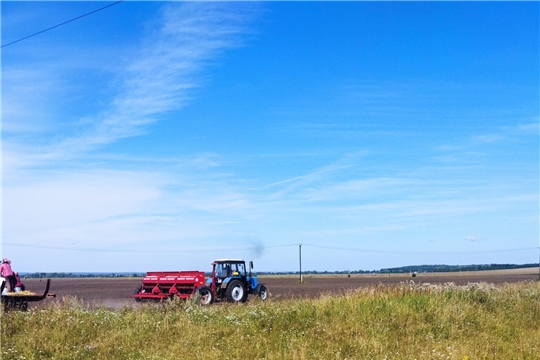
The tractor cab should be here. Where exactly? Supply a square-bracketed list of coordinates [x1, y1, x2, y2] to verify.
[215, 260, 246, 280]
[207, 259, 250, 287]
[199, 259, 267, 304]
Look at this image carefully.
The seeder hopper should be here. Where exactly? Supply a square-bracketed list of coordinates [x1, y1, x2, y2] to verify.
[131, 271, 206, 301]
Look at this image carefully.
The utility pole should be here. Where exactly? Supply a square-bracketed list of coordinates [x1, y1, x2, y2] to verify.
[299, 243, 303, 283]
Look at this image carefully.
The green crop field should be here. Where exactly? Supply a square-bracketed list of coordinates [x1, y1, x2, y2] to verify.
[2, 281, 539, 359]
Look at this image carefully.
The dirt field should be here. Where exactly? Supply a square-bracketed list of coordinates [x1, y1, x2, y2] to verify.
[23, 268, 539, 309]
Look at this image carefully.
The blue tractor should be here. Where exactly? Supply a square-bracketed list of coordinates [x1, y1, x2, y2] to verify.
[197, 259, 268, 304]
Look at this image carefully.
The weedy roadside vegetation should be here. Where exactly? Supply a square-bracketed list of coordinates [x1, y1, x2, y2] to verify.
[1, 281, 539, 359]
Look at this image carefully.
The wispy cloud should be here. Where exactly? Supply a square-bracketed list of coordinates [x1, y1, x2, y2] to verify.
[2, 68, 69, 133]
[3, 169, 164, 244]
[67, 2, 257, 150]
[466, 235, 483, 242]
[2, 3, 265, 268]
[507, 120, 539, 135]
[472, 134, 504, 144]
[6, 2, 259, 165]
[264, 164, 352, 192]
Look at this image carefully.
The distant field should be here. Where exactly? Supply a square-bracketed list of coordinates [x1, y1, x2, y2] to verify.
[406, 267, 539, 276]
[263, 266, 540, 279]
[20, 267, 539, 309]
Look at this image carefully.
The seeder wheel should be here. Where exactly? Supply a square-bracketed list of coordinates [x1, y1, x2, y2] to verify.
[197, 286, 214, 305]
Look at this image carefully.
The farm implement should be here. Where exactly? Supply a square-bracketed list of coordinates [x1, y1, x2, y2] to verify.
[1, 278, 55, 311]
[131, 271, 206, 302]
[132, 259, 268, 304]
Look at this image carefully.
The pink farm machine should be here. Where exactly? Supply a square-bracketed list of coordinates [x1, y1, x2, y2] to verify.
[131, 259, 268, 304]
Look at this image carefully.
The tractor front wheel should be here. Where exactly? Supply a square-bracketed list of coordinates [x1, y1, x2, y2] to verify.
[226, 280, 246, 303]
[197, 286, 214, 305]
[256, 285, 268, 301]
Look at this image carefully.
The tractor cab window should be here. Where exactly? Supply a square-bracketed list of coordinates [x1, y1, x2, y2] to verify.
[216, 262, 246, 278]
[236, 263, 246, 276]
[216, 263, 231, 278]
[228, 263, 246, 276]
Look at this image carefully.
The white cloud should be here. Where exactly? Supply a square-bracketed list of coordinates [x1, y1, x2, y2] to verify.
[2, 68, 69, 134]
[472, 134, 504, 143]
[514, 121, 539, 134]
[2, 3, 263, 258]
[4, 2, 259, 163]
[54, 2, 257, 155]
[466, 235, 483, 242]
[3, 169, 163, 234]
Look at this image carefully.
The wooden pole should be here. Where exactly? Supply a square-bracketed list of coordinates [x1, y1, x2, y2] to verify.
[299, 244, 303, 283]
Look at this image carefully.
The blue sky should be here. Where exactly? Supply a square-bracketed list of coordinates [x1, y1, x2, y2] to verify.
[2, 2, 538, 273]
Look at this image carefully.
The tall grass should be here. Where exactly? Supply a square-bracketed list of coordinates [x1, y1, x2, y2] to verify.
[2, 281, 539, 359]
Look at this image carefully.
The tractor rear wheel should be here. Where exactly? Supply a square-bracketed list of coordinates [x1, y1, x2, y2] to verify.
[226, 280, 246, 303]
[197, 286, 213, 305]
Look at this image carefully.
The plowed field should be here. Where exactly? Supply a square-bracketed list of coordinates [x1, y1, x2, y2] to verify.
[23, 268, 538, 309]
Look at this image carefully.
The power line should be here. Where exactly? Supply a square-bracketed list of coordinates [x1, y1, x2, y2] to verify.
[1, 0, 124, 49]
[2, 242, 297, 254]
[303, 244, 537, 255]
[3, 241, 535, 256]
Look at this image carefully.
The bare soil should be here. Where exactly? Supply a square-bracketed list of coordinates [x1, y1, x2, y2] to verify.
[23, 268, 539, 309]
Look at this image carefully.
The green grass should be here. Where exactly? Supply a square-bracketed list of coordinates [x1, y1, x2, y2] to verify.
[2, 281, 539, 359]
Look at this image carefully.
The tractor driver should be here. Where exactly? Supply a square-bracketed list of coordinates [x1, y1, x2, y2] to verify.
[218, 264, 231, 278]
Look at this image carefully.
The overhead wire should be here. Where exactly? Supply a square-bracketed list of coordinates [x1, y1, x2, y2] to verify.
[2, 242, 298, 254]
[1, 0, 124, 48]
[2, 241, 535, 255]
[302, 243, 537, 255]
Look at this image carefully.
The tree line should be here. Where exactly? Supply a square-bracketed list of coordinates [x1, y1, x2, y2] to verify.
[19, 263, 539, 278]
[378, 263, 539, 274]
